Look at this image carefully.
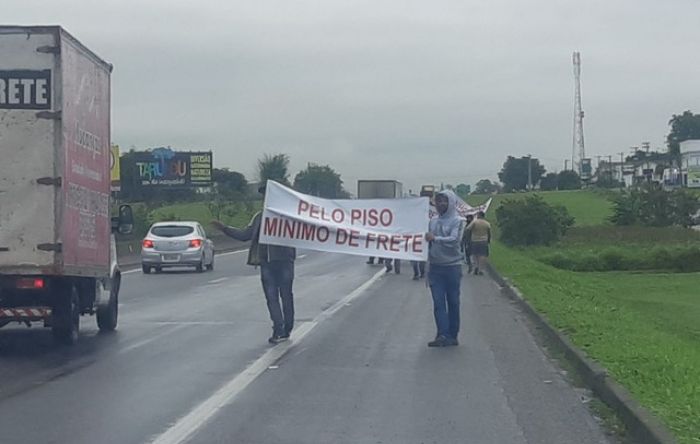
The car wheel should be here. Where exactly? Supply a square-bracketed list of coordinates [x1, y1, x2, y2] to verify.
[196, 258, 204, 273]
[206, 255, 214, 271]
[154, 266, 163, 274]
[142, 264, 151, 274]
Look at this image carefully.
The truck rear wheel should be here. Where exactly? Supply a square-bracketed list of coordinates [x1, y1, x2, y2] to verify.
[97, 276, 119, 332]
[52, 281, 80, 345]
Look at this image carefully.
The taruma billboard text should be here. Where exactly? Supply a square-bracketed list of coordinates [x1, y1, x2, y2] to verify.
[133, 148, 212, 187]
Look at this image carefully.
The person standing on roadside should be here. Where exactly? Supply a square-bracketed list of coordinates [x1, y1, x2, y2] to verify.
[425, 190, 464, 347]
[411, 260, 426, 280]
[211, 184, 296, 345]
[384, 258, 401, 274]
[466, 211, 491, 275]
[366, 257, 384, 265]
[461, 214, 475, 274]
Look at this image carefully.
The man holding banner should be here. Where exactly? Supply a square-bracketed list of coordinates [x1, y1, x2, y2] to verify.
[425, 190, 464, 347]
[212, 184, 297, 345]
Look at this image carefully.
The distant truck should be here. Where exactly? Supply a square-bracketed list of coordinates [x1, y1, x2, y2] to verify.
[0, 26, 133, 344]
[357, 180, 403, 199]
[419, 185, 436, 198]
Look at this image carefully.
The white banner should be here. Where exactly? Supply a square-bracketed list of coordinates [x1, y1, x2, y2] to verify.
[429, 195, 492, 219]
[260, 181, 430, 261]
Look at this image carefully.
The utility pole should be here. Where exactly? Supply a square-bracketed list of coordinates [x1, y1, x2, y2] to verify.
[572, 52, 585, 174]
[527, 154, 533, 191]
[564, 159, 569, 171]
[618, 152, 625, 186]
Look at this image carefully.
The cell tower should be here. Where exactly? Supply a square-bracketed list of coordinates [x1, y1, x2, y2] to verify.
[572, 51, 585, 173]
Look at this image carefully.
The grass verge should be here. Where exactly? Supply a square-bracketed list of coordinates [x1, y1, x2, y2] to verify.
[491, 241, 700, 443]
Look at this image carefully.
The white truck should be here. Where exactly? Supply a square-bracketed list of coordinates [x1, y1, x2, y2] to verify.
[357, 180, 403, 199]
[0, 26, 133, 344]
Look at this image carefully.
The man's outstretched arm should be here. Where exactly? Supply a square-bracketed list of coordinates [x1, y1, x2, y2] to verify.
[211, 216, 255, 242]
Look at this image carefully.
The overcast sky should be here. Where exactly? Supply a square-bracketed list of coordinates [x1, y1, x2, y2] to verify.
[5, 0, 700, 193]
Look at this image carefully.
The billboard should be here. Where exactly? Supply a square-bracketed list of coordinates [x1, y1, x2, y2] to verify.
[133, 148, 212, 187]
[580, 158, 592, 179]
[688, 165, 700, 188]
[110, 144, 120, 192]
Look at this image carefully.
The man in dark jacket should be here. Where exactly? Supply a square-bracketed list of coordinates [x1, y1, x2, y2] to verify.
[211, 185, 296, 344]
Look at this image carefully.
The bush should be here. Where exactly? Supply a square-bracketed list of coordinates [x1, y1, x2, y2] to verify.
[496, 195, 575, 246]
[538, 245, 700, 273]
[541, 252, 576, 270]
[131, 204, 151, 237]
[599, 248, 625, 270]
[669, 247, 700, 273]
[572, 254, 601, 272]
[610, 185, 700, 227]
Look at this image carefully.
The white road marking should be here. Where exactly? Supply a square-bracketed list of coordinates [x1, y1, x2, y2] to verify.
[206, 277, 229, 285]
[147, 268, 385, 444]
[215, 250, 246, 258]
[149, 321, 236, 326]
[297, 254, 307, 259]
[320, 269, 385, 318]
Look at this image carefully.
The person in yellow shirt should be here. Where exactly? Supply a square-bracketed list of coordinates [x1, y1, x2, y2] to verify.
[466, 211, 491, 275]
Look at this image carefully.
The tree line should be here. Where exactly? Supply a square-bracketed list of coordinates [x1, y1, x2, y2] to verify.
[472, 109, 700, 194]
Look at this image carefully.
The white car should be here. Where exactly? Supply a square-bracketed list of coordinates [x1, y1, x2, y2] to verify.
[141, 221, 215, 274]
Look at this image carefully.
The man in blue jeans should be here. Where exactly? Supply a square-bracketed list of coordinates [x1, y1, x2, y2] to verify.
[425, 190, 464, 347]
[211, 184, 296, 345]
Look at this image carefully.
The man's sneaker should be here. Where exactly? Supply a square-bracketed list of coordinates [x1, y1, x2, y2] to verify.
[385, 264, 393, 273]
[281, 331, 291, 339]
[428, 336, 449, 347]
[445, 337, 459, 346]
[268, 335, 288, 344]
[412, 275, 420, 281]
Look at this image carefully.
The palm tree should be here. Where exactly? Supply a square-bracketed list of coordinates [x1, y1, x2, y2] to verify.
[257, 153, 290, 186]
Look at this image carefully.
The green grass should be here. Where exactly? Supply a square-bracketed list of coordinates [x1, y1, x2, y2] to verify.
[148, 201, 261, 234]
[491, 244, 700, 443]
[467, 190, 614, 226]
[472, 190, 699, 442]
[562, 225, 700, 246]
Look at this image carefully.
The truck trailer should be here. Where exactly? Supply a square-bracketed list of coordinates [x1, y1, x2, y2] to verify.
[357, 180, 403, 199]
[0, 26, 132, 344]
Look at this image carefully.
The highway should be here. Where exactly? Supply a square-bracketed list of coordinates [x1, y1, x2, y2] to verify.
[0, 251, 613, 444]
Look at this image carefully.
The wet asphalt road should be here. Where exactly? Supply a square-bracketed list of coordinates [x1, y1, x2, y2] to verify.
[0, 251, 613, 444]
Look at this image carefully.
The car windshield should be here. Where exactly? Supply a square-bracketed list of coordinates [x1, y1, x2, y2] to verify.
[150, 225, 195, 238]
